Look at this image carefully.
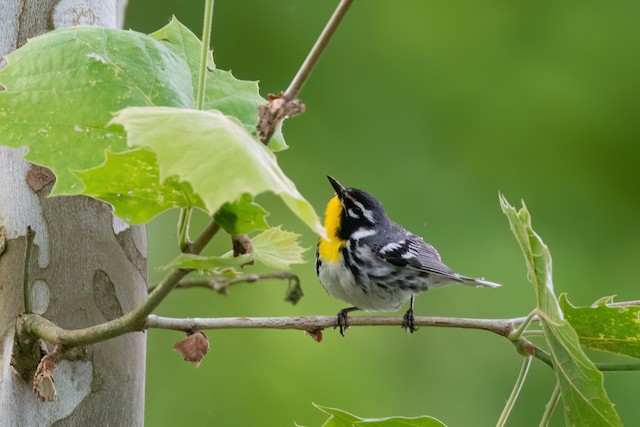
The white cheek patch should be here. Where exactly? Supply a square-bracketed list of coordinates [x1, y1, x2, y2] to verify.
[351, 228, 377, 240]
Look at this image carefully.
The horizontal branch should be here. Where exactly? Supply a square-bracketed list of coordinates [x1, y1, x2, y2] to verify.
[20, 312, 640, 371]
[145, 314, 514, 336]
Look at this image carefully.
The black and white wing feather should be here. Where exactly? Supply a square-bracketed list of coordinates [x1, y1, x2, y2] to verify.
[375, 228, 501, 288]
[376, 232, 456, 278]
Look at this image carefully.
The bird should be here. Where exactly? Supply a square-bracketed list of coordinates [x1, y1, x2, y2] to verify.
[316, 176, 501, 335]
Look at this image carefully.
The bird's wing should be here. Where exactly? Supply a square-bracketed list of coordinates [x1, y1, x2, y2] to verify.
[375, 232, 456, 278]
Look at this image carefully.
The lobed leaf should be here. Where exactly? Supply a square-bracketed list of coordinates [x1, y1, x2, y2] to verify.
[0, 18, 287, 214]
[500, 194, 622, 426]
[314, 404, 446, 427]
[150, 17, 287, 152]
[110, 107, 323, 235]
[0, 26, 190, 194]
[214, 194, 270, 235]
[75, 148, 204, 224]
[250, 226, 306, 270]
[560, 294, 640, 359]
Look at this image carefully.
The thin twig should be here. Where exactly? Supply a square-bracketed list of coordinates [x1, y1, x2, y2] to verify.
[508, 308, 538, 341]
[497, 356, 533, 427]
[23, 226, 35, 314]
[195, 0, 215, 110]
[283, 0, 354, 101]
[177, 207, 193, 251]
[185, 221, 221, 254]
[539, 382, 561, 427]
[595, 362, 640, 371]
[257, 0, 354, 145]
[154, 272, 299, 294]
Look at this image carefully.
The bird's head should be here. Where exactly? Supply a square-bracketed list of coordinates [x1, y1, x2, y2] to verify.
[324, 176, 387, 241]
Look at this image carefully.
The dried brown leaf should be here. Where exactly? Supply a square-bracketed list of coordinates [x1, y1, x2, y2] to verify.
[173, 331, 210, 367]
[33, 356, 56, 402]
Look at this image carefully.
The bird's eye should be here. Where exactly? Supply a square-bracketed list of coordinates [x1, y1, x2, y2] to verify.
[347, 207, 361, 219]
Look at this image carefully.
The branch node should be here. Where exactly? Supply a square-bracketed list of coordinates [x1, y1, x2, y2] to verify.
[257, 93, 305, 144]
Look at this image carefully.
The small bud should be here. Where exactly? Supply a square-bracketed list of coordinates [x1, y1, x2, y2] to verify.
[173, 331, 210, 367]
[232, 234, 255, 266]
[232, 234, 253, 256]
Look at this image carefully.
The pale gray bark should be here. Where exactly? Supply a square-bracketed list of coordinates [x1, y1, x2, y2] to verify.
[0, 1, 146, 426]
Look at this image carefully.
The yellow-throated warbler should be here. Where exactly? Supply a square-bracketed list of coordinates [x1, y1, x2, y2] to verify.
[316, 176, 501, 335]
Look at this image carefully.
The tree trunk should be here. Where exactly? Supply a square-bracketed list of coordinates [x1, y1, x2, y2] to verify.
[0, 1, 147, 425]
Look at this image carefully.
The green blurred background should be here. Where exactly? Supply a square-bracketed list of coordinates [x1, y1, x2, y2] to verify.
[124, 1, 640, 425]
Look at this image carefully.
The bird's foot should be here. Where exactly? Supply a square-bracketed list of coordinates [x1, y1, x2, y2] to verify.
[335, 310, 350, 336]
[335, 307, 358, 336]
[402, 307, 418, 333]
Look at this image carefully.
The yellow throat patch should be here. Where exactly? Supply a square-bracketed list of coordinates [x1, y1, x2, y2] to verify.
[318, 195, 346, 263]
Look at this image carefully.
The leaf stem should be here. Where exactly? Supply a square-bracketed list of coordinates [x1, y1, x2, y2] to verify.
[283, 0, 354, 101]
[185, 220, 221, 254]
[23, 226, 35, 314]
[196, 0, 215, 110]
[508, 309, 538, 341]
[496, 356, 533, 427]
[539, 382, 561, 427]
[177, 207, 193, 251]
[595, 362, 640, 371]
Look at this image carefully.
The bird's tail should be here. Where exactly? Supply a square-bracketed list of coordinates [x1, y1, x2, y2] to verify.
[456, 275, 502, 288]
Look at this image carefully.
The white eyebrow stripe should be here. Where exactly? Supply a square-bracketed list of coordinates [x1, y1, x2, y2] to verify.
[351, 228, 377, 240]
[350, 198, 375, 222]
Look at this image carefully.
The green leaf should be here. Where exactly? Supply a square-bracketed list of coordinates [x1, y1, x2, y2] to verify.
[214, 194, 270, 235]
[161, 253, 252, 271]
[250, 226, 306, 270]
[110, 107, 324, 235]
[314, 404, 447, 427]
[150, 17, 287, 152]
[499, 194, 622, 427]
[75, 148, 204, 224]
[150, 15, 215, 76]
[0, 19, 286, 197]
[0, 26, 193, 194]
[560, 294, 640, 359]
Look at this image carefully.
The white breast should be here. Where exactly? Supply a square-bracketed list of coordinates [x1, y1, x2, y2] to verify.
[317, 258, 413, 312]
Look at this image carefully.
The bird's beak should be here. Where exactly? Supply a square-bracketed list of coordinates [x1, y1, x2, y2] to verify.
[327, 176, 345, 198]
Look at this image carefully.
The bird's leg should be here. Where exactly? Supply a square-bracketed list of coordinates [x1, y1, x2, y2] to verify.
[335, 307, 359, 336]
[402, 295, 418, 333]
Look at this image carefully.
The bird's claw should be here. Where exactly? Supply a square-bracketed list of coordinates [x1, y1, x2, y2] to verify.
[402, 307, 418, 333]
[335, 309, 351, 336]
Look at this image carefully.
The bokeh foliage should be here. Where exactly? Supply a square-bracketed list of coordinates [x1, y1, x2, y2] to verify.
[119, 1, 640, 426]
